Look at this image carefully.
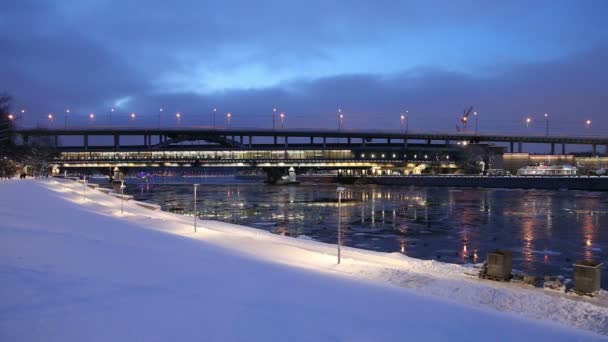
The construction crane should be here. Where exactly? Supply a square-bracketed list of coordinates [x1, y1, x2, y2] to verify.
[458, 106, 474, 132]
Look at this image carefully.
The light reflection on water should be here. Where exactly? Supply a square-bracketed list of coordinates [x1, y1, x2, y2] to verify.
[110, 177, 607, 288]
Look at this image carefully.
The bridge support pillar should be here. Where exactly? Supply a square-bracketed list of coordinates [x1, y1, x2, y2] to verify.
[593, 144, 597, 156]
[518, 142, 522, 153]
[114, 135, 120, 150]
[284, 136, 288, 148]
[550, 143, 555, 155]
[54, 136, 58, 147]
[362, 138, 366, 147]
[562, 144, 566, 155]
[249, 136, 253, 148]
[274, 136, 277, 145]
[240, 136, 243, 145]
[510, 142, 514, 153]
[310, 137, 314, 144]
[84, 135, 89, 150]
[323, 137, 327, 148]
[143, 135, 147, 147]
[387, 138, 391, 144]
[347, 137, 351, 144]
[403, 139, 408, 149]
[445, 139, 449, 146]
[427, 139, 431, 145]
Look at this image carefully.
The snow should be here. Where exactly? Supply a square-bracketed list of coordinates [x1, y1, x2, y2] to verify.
[1, 179, 607, 341]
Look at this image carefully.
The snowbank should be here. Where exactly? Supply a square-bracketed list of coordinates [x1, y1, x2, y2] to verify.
[0, 179, 606, 341]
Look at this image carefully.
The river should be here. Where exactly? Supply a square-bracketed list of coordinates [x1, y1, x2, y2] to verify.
[96, 176, 608, 288]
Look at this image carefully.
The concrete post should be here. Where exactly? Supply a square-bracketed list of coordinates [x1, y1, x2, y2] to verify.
[323, 137, 327, 148]
[274, 136, 277, 145]
[427, 139, 431, 144]
[362, 138, 366, 147]
[593, 144, 597, 156]
[387, 138, 391, 144]
[518, 142, 522, 153]
[240, 136, 243, 145]
[84, 135, 89, 150]
[347, 137, 351, 144]
[54, 135, 59, 147]
[284, 136, 288, 148]
[310, 137, 314, 144]
[551, 143, 555, 155]
[403, 139, 408, 148]
[510, 142, 514, 153]
[562, 143, 566, 155]
[249, 136, 253, 148]
[114, 135, 120, 150]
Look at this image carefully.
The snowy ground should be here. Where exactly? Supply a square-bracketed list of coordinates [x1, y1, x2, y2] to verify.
[1, 179, 607, 341]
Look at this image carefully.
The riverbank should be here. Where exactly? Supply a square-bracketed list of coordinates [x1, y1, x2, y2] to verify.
[1, 179, 607, 340]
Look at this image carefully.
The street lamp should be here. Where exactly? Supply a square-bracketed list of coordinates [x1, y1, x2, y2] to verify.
[474, 111, 478, 134]
[400, 114, 405, 133]
[120, 180, 126, 215]
[110, 107, 115, 126]
[193, 184, 199, 232]
[47, 113, 54, 127]
[586, 120, 591, 129]
[176, 112, 181, 126]
[158, 107, 164, 128]
[336, 186, 346, 264]
[7, 113, 14, 120]
[280, 112, 285, 129]
[212, 107, 217, 127]
[525, 117, 531, 128]
[64, 109, 70, 128]
[544, 113, 549, 136]
[338, 109, 344, 130]
[130, 112, 136, 122]
[226, 112, 232, 127]
[89, 113, 95, 125]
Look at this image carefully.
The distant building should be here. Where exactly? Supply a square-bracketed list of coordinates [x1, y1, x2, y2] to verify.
[517, 164, 577, 176]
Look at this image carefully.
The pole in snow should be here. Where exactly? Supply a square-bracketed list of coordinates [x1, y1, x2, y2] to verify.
[194, 184, 199, 232]
[83, 176, 86, 201]
[120, 180, 126, 215]
[336, 186, 346, 264]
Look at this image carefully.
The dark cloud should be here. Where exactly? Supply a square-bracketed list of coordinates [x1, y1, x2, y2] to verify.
[1, 0, 606, 134]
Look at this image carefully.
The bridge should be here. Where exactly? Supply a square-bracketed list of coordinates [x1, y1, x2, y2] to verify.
[15, 126, 608, 155]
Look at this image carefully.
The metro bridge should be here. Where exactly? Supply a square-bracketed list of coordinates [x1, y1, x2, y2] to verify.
[15, 126, 608, 154]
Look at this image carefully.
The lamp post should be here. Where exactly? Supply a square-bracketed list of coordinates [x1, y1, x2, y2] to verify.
[280, 112, 285, 129]
[525, 117, 531, 128]
[83, 175, 87, 200]
[47, 113, 54, 127]
[158, 107, 164, 128]
[272, 107, 277, 130]
[89, 113, 95, 126]
[226, 113, 232, 127]
[120, 180, 126, 215]
[64, 109, 70, 129]
[212, 108, 217, 128]
[176, 112, 181, 126]
[586, 119, 591, 129]
[474, 111, 478, 134]
[110, 107, 115, 126]
[130, 112, 136, 123]
[337, 109, 343, 130]
[336, 186, 346, 264]
[193, 183, 199, 232]
[400, 115, 405, 133]
[544, 113, 549, 136]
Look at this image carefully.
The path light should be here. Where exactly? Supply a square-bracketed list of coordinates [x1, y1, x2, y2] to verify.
[120, 180, 126, 215]
[336, 186, 346, 264]
[193, 184, 199, 232]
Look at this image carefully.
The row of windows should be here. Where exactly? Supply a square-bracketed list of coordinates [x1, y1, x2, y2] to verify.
[58, 150, 457, 161]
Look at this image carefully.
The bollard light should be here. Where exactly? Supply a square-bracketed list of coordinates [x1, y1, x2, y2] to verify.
[336, 186, 346, 264]
[193, 184, 199, 232]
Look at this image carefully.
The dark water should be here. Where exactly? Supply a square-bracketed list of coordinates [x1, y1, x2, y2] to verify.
[97, 176, 608, 288]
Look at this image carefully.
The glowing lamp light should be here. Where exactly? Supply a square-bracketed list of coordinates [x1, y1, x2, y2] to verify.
[176, 112, 181, 118]
[8, 114, 14, 120]
[130, 113, 136, 119]
[48, 113, 53, 119]
[89, 113, 95, 119]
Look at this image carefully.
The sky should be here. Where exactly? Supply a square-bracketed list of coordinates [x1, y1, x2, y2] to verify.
[1, 0, 607, 134]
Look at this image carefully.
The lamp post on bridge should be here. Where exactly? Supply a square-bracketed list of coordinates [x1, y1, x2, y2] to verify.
[337, 109, 344, 130]
[586, 120, 592, 130]
[474, 111, 478, 134]
[544, 113, 549, 136]
[525, 117, 531, 129]
[89, 113, 96, 126]
[64, 109, 70, 129]
[176, 112, 182, 126]
[212, 107, 217, 128]
[158, 107, 164, 128]
[226, 112, 232, 127]
[272, 107, 277, 130]
[280, 112, 285, 129]
[110, 107, 115, 126]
